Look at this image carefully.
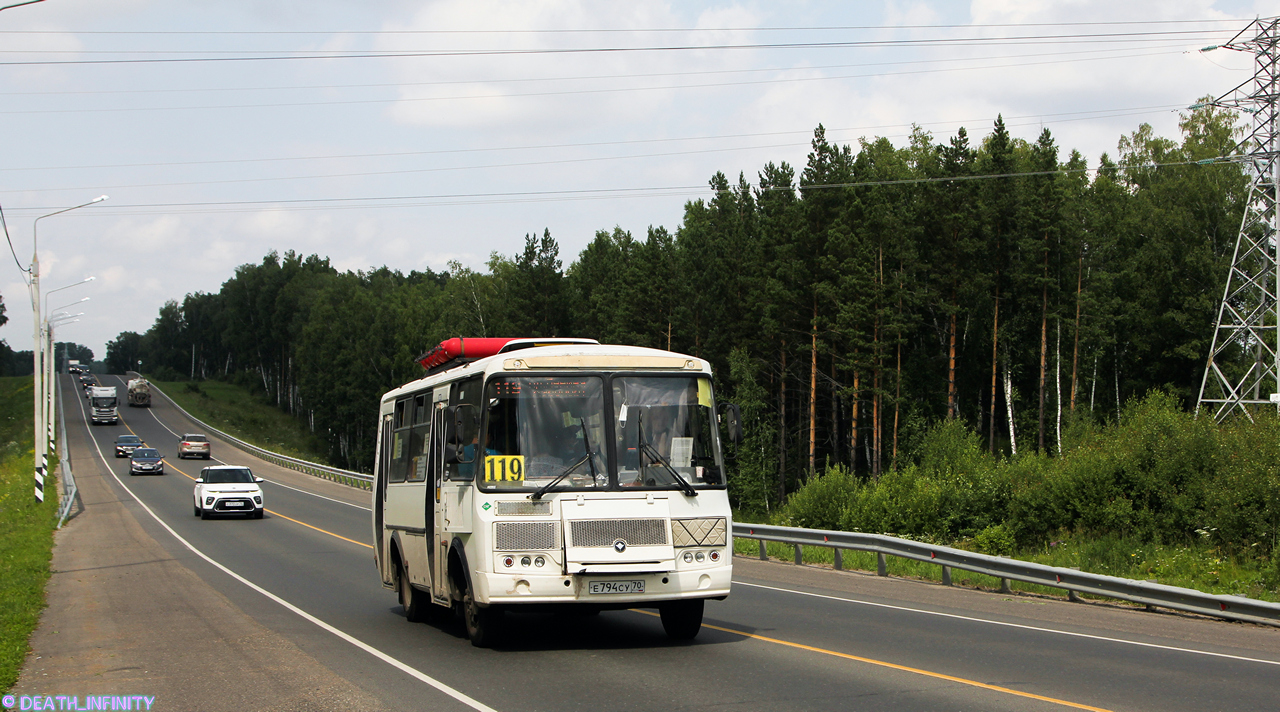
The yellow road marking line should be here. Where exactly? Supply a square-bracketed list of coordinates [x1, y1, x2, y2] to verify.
[265, 509, 374, 549]
[631, 610, 1113, 712]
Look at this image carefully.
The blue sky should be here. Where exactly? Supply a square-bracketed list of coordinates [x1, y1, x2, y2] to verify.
[0, 0, 1269, 358]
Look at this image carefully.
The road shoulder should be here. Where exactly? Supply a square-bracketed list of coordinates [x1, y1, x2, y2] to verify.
[11, 392, 389, 712]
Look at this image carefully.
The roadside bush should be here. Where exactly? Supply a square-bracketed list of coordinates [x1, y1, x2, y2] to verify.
[778, 390, 1280, 559]
[973, 524, 1015, 556]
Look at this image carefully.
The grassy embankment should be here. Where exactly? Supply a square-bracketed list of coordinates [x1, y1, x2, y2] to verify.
[0, 377, 57, 692]
[737, 393, 1280, 604]
[152, 379, 332, 465]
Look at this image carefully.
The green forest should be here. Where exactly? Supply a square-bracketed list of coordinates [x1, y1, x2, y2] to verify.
[108, 105, 1249, 514]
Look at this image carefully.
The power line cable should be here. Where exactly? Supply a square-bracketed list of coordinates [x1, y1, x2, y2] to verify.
[0, 47, 1194, 116]
[0, 102, 1185, 174]
[0, 201, 32, 281]
[0, 105, 1191, 194]
[0, 43, 1193, 97]
[0, 30, 1241, 67]
[0, 19, 1251, 35]
[1, 157, 1238, 217]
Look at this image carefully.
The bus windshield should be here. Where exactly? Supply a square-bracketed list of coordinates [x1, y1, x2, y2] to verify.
[480, 376, 609, 492]
[614, 376, 723, 489]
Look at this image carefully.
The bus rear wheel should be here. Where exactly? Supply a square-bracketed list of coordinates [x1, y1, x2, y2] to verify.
[463, 587, 503, 647]
[659, 599, 704, 641]
[399, 561, 427, 623]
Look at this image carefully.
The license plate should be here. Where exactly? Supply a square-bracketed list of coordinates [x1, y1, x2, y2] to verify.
[589, 580, 644, 594]
[222, 501, 243, 508]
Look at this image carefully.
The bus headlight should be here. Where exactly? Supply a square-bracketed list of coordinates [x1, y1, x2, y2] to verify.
[683, 551, 694, 563]
[534, 556, 545, 567]
[521, 556, 532, 567]
[695, 552, 706, 562]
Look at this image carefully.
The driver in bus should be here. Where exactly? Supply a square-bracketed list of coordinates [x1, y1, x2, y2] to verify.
[525, 422, 581, 481]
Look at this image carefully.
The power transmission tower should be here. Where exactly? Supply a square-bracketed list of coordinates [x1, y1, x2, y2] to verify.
[1196, 16, 1280, 421]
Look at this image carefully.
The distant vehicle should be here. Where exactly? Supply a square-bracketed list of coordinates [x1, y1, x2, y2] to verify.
[68, 360, 82, 374]
[194, 466, 264, 519]
[178, 433, 210, 459]
[89, 386, 119, 424]
[129, 448, 164, 475]
[114, 434, 143, 457]
[126, 378, 151, 407]
[79, 375, 95, 395]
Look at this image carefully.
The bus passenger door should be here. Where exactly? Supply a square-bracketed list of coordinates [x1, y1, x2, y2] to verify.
[375, 413, 391, 586]
[430, 389, 450, 604]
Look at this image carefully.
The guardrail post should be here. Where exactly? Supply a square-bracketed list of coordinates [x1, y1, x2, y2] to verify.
[794, 544, 803, 565]
[941, 565, 951, 586]
[758, 540, 767, 561]
[833, 548, 842, 571]
[1000, 578, 1012, 594]
[1068, 567, 1081, 602]
[876, 552, 887, 577]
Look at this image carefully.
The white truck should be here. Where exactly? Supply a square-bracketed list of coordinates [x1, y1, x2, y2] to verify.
[127, 378, 151, 407]
[90, 386, 120, 425]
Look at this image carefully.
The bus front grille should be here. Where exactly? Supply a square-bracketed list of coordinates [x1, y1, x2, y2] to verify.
[569, 519, 668, 548]
[494, 521, 558, 551]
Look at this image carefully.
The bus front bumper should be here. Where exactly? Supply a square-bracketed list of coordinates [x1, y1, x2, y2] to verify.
[476, 565, 731, 606]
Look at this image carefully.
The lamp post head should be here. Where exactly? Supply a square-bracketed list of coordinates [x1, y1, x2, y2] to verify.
[92, 195, 108, 203]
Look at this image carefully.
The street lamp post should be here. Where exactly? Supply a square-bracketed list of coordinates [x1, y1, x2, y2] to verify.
[31, 196, 105, 503]
[43, 292, 89, 452]
[44, 313, 81, 451]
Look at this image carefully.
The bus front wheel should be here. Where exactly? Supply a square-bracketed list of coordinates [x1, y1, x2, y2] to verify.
[659, 599, 704, 641]
[463, 587, 503, 647]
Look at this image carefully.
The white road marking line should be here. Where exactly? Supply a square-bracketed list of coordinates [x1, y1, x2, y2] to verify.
[734, 580, 1280, 668]
[137, 382, 371, 510]
[72, 387, 498, 712]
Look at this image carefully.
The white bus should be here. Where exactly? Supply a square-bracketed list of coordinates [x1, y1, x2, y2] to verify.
[373, 337, 741, 647]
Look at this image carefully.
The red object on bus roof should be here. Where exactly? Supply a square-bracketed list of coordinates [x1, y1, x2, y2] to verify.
[416, 338, 517, 371]
[416, 337, 600, 371]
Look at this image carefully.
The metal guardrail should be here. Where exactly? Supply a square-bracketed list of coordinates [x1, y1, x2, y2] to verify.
[734, 522, 1280, 628]
[55, 375, 80, 528]
[145, 380, 373, 489]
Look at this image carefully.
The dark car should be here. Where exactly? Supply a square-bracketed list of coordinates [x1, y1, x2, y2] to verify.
[129, 448, 164, 476]
[114, 434, 143, 458]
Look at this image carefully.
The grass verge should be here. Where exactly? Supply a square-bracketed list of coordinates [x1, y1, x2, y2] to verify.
[0, 377, 57, 692]
[151, 379, 332, 465]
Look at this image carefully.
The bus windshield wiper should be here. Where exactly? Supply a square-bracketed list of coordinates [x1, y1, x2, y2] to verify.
[530, 418, 598, 500]
[638, 411, 697, 497]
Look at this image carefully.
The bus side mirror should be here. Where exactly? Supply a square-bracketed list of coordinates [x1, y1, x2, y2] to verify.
[721, 403, 743, 444]
[444, 404, 478, 464]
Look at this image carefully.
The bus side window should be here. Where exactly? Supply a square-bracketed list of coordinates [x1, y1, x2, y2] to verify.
[407, 393, 430, 482]
[389, 398, 410, 483]
[448, 376, 482, 481]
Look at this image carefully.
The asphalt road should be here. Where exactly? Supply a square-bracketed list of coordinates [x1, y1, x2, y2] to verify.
[47, 373, 1280, 711]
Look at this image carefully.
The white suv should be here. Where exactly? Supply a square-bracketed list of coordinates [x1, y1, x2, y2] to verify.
[194, 466, 264, 519]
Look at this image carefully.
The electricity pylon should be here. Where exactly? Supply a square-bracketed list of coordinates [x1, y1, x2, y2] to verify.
[1196, 16, 1280, 422]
